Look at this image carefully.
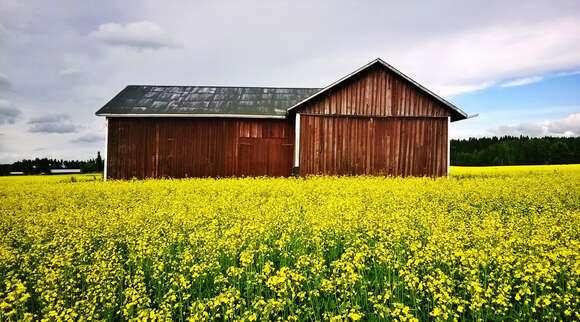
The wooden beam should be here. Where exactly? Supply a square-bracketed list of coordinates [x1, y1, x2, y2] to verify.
[447, 116, 451, 177]
[294, 113, 301, 168]
[104, 118, 108, 181]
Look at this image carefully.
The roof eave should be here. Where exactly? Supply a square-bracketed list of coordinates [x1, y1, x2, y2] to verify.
[96, 113, 287, 119]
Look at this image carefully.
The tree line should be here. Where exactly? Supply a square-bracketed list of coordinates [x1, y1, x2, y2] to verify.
[451, 136, 580, 166]
[1, 138, 578, 175]
[0, 152, 104, 176]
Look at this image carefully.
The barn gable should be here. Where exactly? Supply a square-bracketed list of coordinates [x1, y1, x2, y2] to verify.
[289, 59, 465, 177]
[289, 58, 467, 122]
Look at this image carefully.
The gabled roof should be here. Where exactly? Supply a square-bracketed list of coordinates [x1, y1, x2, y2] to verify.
[287, 58, 468, 122]
[96, 86, 321, 118]
[96, 59, 469, 121]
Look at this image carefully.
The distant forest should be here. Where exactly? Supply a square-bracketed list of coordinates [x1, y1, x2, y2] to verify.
[0, 152, 104, 176]
[1, 137, 579, 175]
[451, 136, 580, 166]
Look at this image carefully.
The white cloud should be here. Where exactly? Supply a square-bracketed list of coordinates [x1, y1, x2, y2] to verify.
[549, 113, 580, 135]
[89, 21, 179, 49]
[0, 99, 21, 125]
[390, 16, 580, 96]
[500, 76, 543, 88]
[555, 69, 580, 77]
[434, 81, 494, 97]
[488, 113, 580, 137]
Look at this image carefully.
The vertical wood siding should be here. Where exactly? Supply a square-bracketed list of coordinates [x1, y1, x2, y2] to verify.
[107, 118, 293, 179]
[295, 64, 450, 177]
[299, 115, 448, 177]
[297, 64, 451, 118]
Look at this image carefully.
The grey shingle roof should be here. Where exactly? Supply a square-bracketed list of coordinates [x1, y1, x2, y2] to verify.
[95, 86, 321, 118]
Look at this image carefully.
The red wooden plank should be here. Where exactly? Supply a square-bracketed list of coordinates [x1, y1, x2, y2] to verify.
[106, 118, 293, 179]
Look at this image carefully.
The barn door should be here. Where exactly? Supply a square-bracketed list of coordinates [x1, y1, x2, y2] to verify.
[237, 142, 253, 176]
[236, 138, 292, 177]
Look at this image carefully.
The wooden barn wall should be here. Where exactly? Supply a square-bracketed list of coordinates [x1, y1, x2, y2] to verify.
[295, 64, 451, 177]
[107, 118, 293, 179]
[299, 115, 448, 177]
[297, 65, 451, 117]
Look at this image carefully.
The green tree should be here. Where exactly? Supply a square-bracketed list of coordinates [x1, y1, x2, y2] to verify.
[549, 142, 570, 164]
[96, 151, 104, 172]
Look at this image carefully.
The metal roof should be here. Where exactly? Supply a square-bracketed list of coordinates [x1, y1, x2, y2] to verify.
[96, 59, 469, 121]
[287, 58, 469, 122]
[95, 86, 321, 118]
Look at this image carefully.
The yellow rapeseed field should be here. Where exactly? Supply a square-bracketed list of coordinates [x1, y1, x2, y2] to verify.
[1, 165, 579, 321]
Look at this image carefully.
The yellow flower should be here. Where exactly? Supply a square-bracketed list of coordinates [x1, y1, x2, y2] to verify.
[347, 311, 363, 321]
[0, 165, 578, 320]
[431, 307, 442, 317]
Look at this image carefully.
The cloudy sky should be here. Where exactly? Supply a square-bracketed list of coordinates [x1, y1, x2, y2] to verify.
[0, 0, 579, 163]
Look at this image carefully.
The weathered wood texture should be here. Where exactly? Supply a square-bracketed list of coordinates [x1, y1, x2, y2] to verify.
[107, 118, 293, 179]
[297, 64, 451, 117]
[295, 63, 450, 177]
[299, 115, 448, 176]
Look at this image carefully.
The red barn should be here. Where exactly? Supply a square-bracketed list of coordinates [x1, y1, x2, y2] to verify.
[96, 58, 469, 179]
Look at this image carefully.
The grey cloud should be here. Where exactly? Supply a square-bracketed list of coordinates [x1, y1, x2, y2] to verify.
[489, 113, 580, 137]
[89, 21, 179, 49]
[70, 133, 104, 144]
[29, 114, 71, 124]
[28, 114, 80, 133]
[0, 73, 12, 91]
[58, 67, 87, 84]
[0, 99, 21, 125]
[58, 68, 83, 77]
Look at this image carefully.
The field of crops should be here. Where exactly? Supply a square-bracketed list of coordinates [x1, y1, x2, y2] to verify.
[1, 165, 579, 321]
